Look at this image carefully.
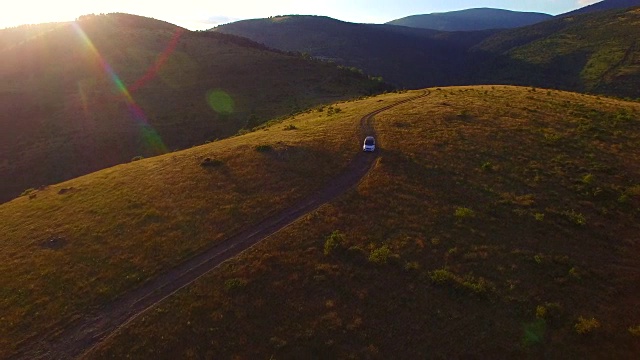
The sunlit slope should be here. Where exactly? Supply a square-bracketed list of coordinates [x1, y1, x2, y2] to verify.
[558, 0, 640, 17]
[0, 13, 389, 203]
[91, 86, 640, 359]
[0, 91, 414, 358]
[473, 7, 640, 98]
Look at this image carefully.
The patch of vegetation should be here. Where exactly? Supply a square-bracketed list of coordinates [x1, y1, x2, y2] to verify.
[224, 278, 247, 292]
[428, 268, 493, 296]
[19, 188, 36, 197]
[323, 230, 345, 256]
[326, 106, 342, 116]
[254, 144, 273, 152]
[368, 245, 393, 265]
[563, 209, 587, 226]
[480, 161, 493, 172]
[535, 302, 563, 325]
[429, 268, 456, 285]
[575, 316, 600, 335]
[454, 207, 475, 219]
[200, 158, 223, 167]
[404, 261, 420, 271]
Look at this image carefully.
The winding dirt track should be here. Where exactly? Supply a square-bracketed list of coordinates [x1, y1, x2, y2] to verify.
[17, 91, 427, 359]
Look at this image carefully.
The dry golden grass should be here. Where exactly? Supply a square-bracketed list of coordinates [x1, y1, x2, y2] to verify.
[5, 86, 640, 358]
[0, 91, 417, 357]
[89, 86, 640, 359]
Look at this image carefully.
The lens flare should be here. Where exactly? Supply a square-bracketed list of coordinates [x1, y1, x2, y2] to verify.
[206, 90, 234, 115]
[130, 28, 184, 92]
[72, 22, 168, 154]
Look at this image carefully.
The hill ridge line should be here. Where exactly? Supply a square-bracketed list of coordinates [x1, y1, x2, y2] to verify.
[17, 90, 429, 360]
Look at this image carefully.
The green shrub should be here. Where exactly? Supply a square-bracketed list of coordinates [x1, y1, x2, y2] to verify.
[455, 207, 475, 219]
[324, 231, 345, 256]
[563, 209, 587, 226]
[200, 158, 223, 167]
[534, 254, 544, 264]
[255, 144, 273, 152]
[20, 188, 36, 197]
[457, 109, 470, 118]
[575, 316, 600, 334]
[429, 269, 456, 284]
[536, 302, 563, 325]
[225, 278, 247, 291]
[543, 131, 562, 143]
[461, 276, 492, 295]
[629, 325, 640, 337]
[582, 173, 595, 185]
[404, 261, 420, 271]
[326, 106, 342, 116]
[569, 267, 581, 279]
[428, 269, 494, 296]
[284, 124, 297, 130]
[369, 245, 392, 265]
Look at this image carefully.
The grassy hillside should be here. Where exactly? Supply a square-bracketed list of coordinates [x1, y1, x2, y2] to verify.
[212, 15, 494, 88]
[0, 13, 389, 204]
[0, 91, 414, 358]
[4, 86, 637, 358]
[473, 7, 640, 98]
[559, 0, 640, 17]
[386, 8, 552, 31]
[90, 86, 640, 359]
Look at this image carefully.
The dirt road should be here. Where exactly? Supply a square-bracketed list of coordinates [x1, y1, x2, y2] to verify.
[16, 91, 427, 359]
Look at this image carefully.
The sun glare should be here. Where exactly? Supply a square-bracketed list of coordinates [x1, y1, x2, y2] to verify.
[71, 22, 169, 154]
[1, 1, 150, 29]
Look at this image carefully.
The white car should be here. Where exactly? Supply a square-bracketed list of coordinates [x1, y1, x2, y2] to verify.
[363, 136, 376, 152]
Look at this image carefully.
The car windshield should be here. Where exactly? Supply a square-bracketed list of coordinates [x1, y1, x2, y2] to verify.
[365, 138, 375, 145]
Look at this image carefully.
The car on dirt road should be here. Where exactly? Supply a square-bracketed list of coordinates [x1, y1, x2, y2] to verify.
[363, 136, 376, 152]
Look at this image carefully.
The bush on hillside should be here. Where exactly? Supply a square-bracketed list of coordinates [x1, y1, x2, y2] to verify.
[324, 230, 345, 256]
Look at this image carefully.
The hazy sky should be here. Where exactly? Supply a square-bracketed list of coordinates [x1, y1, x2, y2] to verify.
[1, 0, 602, 30]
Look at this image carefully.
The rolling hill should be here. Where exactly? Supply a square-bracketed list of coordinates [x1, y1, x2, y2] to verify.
[3, 86, 640, 358]
[471, 6, 640, 98]
[558, 0, 640, 17]
[0, 13, 389, 204]
[386, 8, 552, 31]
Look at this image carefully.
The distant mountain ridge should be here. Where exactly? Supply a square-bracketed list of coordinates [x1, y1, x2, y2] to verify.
[386, 8, 552, 31]
[213, 15, 495, 88]
[214, 8, 640, 98]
